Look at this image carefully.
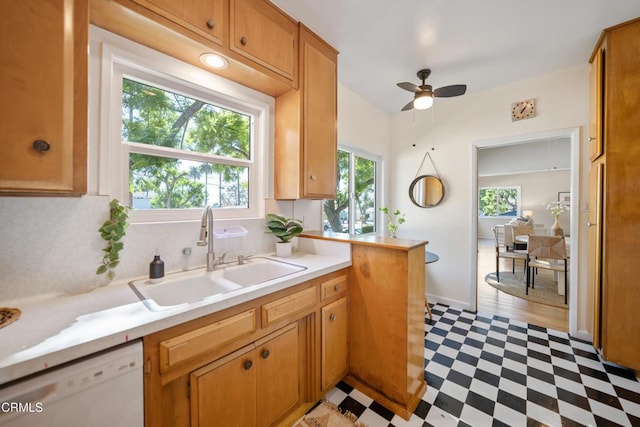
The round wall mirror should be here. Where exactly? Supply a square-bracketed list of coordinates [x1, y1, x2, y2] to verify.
[409, 175, 445, 208]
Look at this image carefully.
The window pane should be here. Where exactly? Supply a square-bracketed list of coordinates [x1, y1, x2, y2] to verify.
[122, 79, 251, 160]
[322, 150, 350, 232]
[130, 153, 248, 209]
[478, 187, 518, 217]
[354, 156, 376, 234]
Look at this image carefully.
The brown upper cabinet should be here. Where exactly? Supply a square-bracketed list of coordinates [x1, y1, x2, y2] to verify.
[0, 0, 88, 195]
[131, 0, 227, 46]
[588, 46, 604, 162]
[95, 0, 299, 95]
[229, 0, 298, 81]
[275, 24, 338, 200]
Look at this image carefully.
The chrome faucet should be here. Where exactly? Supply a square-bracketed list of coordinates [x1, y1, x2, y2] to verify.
[197, 206, 222, 271]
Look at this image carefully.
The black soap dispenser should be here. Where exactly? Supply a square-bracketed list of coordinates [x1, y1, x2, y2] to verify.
[149, 249, 165, 283]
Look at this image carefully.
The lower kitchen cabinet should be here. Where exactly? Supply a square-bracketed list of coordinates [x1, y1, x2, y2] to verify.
[143, 269, 350, 426]
[190, 323, 299, 427]
[321, 297, 347, 391]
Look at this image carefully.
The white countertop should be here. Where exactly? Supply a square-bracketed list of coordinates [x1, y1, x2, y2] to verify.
[0, 242, 351, 385]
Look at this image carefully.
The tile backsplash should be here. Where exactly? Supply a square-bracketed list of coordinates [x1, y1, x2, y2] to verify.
[0, 196, 320, 302]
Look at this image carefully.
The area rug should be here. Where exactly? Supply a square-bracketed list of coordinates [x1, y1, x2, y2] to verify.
[293, 400, 366, 427]
[485, 271, 567, 309]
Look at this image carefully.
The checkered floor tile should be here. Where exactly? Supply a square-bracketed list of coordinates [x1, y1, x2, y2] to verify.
[324, 303, 640, 426]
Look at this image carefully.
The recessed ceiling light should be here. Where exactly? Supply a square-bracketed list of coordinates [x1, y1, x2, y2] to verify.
[199, 53, 229, 70]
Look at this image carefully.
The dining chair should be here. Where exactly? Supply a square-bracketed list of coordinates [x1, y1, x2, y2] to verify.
[492, 227, 527, 282]
[526, 235, 569, 304]
[511, 225, 534, 250]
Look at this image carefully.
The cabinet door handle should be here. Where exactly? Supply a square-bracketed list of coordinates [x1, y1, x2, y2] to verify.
[588, 136, 596, 141]
[329, 313, 336, 321]
[334, 284, 341, 292]
[310, 174, 316, 181]
[261, 349, 270, 359]
[243, 359, 253, 370]
[206, 19, 215, 29]
[587, 222, 596, 227]
[240, 36, 247, 46]
[32, 140, 50, 153]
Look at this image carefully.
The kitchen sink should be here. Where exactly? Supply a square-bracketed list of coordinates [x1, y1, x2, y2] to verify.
[221, 257, 307, 286]
[129, 257, 307, 310]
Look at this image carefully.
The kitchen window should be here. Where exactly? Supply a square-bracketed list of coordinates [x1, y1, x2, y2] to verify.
[478, 186, 521, 217]
[323, 148, 379, 234]
[92, 27, 271, 222]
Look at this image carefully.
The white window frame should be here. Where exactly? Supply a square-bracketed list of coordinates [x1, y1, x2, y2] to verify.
[327, 145, 381, 234]
[91, 26, 272, 223]
[478, 185, 522, 218]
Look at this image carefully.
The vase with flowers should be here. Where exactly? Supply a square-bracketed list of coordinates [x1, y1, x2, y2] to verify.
[546, 201, 566, 236]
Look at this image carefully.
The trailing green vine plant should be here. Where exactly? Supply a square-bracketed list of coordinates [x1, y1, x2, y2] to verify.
[96, 199, 129, 280]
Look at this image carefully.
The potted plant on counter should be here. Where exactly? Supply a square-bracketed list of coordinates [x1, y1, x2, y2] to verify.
[265, 213, 303, 257]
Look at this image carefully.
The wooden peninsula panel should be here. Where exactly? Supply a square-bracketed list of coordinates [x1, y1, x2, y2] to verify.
[300, 231, 427, 419]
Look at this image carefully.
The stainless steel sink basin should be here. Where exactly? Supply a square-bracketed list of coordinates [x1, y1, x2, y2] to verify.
[129, 257, 306, 310]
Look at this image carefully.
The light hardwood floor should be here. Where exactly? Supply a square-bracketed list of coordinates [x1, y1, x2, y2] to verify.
[476, 238, 569, 332]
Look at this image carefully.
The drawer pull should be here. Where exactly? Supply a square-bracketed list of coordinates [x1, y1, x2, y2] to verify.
[240, 36, 248, 46]
[243, 359, 253, 370]
[206, 19, 215, 29]
[330, 313, 336, 321]
[334, 284, 341, 292]
[261, 349, 270, 359]
[33, 140, 50, 153]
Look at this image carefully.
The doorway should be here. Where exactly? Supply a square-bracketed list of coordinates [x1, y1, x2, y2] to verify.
[470, 128, 579, 333]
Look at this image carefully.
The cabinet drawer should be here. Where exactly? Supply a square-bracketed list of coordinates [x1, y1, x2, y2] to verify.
[159, 309, 256, 372]
[321, 274, 347, 301]
[261, 286, 317, 326]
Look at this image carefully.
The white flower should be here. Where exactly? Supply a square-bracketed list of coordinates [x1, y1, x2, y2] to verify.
[545, 201, 566, 218]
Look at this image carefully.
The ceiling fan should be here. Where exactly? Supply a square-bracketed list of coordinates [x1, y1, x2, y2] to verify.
[397, 69, 467, 111]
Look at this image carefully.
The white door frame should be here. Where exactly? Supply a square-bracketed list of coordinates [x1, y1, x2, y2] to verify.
[470, 127, 580, 335]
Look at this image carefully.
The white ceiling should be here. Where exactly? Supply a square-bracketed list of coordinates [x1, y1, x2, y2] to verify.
[271, 0, 640, 113]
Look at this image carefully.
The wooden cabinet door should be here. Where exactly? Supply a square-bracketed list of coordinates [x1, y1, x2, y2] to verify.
[230, 0, 297, 81]
[588, 162, 604, 349]
[589, 47, 604, 162]
[321, 297, 348, 391]
[0, 0, 87, 195]
[256, 323, 299, 427]
[132, 0, 226, 46]
[190, 345, 257, 427]
[300, 25, 337, 199]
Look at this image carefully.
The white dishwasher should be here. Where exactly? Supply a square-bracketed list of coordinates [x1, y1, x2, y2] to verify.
[0, 340, 143, 427]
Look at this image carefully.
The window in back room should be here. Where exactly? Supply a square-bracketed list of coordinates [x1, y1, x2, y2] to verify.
[478, 186, 521, 218]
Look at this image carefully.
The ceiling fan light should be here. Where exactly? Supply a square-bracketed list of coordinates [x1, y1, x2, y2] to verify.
[413, 92, 433, 110]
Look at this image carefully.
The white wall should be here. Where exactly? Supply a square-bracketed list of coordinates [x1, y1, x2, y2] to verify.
[389, 65, 591, 336]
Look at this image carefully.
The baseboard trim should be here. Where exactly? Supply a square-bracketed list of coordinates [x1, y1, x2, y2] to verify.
[426, 294, 473, 312]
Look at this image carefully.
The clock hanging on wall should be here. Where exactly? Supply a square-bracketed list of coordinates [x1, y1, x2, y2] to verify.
[511, 98, 536, 121]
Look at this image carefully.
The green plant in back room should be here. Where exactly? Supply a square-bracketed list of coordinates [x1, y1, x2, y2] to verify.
[97, 199, 129, 280]
[379, 207, 405, 238]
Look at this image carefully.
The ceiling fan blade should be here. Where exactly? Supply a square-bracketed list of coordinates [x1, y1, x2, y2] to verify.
[397, 82, 421, 93]
[434, 84, 467, 98]
[401, 99, 414, 111]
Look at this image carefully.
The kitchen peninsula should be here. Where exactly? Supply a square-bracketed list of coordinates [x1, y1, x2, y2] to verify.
[299, 232, 428, 419]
